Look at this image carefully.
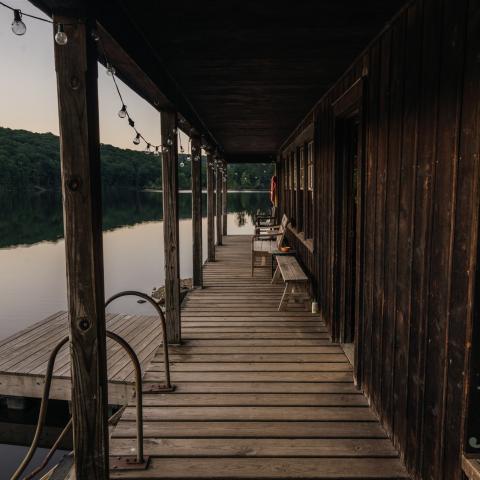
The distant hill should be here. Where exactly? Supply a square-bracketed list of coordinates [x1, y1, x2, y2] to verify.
[0, 127, 273, 191]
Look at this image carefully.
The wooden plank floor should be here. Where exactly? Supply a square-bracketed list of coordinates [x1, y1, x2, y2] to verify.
[0, 312, 161, 404]
[110, 235, 409, 479]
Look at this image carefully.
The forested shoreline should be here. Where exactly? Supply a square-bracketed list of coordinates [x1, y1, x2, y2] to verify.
[0, 127, 273, 191]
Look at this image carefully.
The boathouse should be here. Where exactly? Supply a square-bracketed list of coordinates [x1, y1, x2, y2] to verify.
[5, 0, 480, 479]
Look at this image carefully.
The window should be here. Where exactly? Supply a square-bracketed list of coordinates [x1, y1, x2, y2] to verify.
[284, 156, 289, 189]
[307, 142, 314, 191]
[292, 153, 297, 190]
[299, 147, 305, 190]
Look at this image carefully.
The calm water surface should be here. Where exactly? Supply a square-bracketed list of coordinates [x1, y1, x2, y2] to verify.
[0, 189, 270, 478]
[0, 189, 270, 339]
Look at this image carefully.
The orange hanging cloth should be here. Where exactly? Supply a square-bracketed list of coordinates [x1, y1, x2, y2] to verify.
[270, 175, 278, 207]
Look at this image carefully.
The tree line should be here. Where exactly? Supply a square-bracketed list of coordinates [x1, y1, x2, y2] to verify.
[0, 127, 273, 191]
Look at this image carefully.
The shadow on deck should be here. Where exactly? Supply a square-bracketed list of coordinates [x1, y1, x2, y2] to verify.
[109, 235, 410, 479]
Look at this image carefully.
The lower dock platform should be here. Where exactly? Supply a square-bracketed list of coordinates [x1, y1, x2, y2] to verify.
[0, 311, 160, 405]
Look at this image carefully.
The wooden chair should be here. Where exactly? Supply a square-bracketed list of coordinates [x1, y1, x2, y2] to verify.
[251, 215, 289, 275]
[254, 209, 280, 235]
[255, 213, 288, 235]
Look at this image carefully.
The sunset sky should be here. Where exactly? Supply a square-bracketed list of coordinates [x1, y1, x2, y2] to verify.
[0, 0, 188, 151]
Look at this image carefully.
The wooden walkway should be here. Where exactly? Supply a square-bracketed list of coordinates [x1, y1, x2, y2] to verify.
[0, 312, 161, 404]
[110, 235, 409, 479]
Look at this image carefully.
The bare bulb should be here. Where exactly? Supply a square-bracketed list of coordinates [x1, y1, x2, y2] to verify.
[91, 29, 100, 42]
[133, 133, 141, 145]
[166, 137, 173, 146]
[106, 64, 116, 76]
[11, 10, 26, 36]
[55, 24, 68, 45]
[118, 105, 127, 118]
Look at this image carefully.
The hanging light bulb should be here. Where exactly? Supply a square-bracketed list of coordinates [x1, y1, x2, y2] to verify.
[145, 143, 151, 154]
[172, 127, 177, 135]
[11, 10, 26, 36]
[191, 145, 197, 153]
[55, 24, 68, 45]
[133, 133, 141, 145]
[90, 29, 100, 42]
[166, 137, 173, 146]
[106, 63, 116, 76]
[179, 145, 185, 154]
[194, 154, 200, 162]
[154, 146, 160, 156]
[118, 105, 127, 118]
[186, 155, 192, 162]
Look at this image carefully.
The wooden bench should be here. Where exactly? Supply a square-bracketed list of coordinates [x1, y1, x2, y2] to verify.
[272, 255, 311, 311]
[251, 215, 289, 275]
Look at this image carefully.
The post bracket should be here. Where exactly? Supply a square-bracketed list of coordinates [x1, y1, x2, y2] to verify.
[142, 383, 176, 394]
[110, 455, 151, 470]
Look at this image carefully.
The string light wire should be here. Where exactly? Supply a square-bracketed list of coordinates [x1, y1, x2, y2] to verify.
[0, 0, 210, 158]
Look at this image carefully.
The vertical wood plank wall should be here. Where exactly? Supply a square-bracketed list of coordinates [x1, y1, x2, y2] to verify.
[278, 1, 480, 478]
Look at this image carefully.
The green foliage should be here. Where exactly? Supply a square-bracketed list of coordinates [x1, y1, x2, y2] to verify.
[0, 126, 274, 191]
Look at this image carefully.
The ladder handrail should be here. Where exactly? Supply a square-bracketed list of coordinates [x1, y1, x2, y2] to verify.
[10, 336, 69, 480]
[105, 329, 145, 464]
[12, 291, 173, 479]
[105, 290, 173, 390]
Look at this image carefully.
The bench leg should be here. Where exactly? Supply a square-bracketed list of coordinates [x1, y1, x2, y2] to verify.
[271, 266, 281, 284]
[278, 282, 292, 311]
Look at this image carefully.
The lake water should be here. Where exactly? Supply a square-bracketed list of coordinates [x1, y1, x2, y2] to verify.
[0, 189, 270, 339]
[0, 189, 270, 479]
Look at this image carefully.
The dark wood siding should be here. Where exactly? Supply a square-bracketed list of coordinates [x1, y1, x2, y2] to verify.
[279, 1, 480, 478]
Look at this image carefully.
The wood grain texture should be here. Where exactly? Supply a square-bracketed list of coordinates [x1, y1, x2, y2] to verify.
[53, 16, 109, 479]
[161, 110, 181, 344]
[89, 1, 405, 155]
[110, 236, 407, 479]
[0, 313, 162, 403]
[278, 1, 480, 478]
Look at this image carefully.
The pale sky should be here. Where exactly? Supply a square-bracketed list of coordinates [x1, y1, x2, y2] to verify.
[0, 0, 189, 151]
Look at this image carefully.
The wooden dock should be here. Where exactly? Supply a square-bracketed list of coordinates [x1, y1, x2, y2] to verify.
[0, 311, 161, 404]
[109, 235, 409, 479]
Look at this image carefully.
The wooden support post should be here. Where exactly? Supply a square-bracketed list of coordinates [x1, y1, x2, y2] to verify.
[222, 160, 228, 236]
[53, 17, 109, 478]
[207, 154, 215, 261]
[216, 161, 223, 246]
[161, 110, 181, 344]
[191, 134, 203, 287]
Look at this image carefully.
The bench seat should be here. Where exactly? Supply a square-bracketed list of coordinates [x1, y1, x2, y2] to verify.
[272, 256, 311, 311]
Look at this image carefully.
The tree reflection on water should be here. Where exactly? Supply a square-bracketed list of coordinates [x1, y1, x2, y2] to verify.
[0, 189, 271, 249]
